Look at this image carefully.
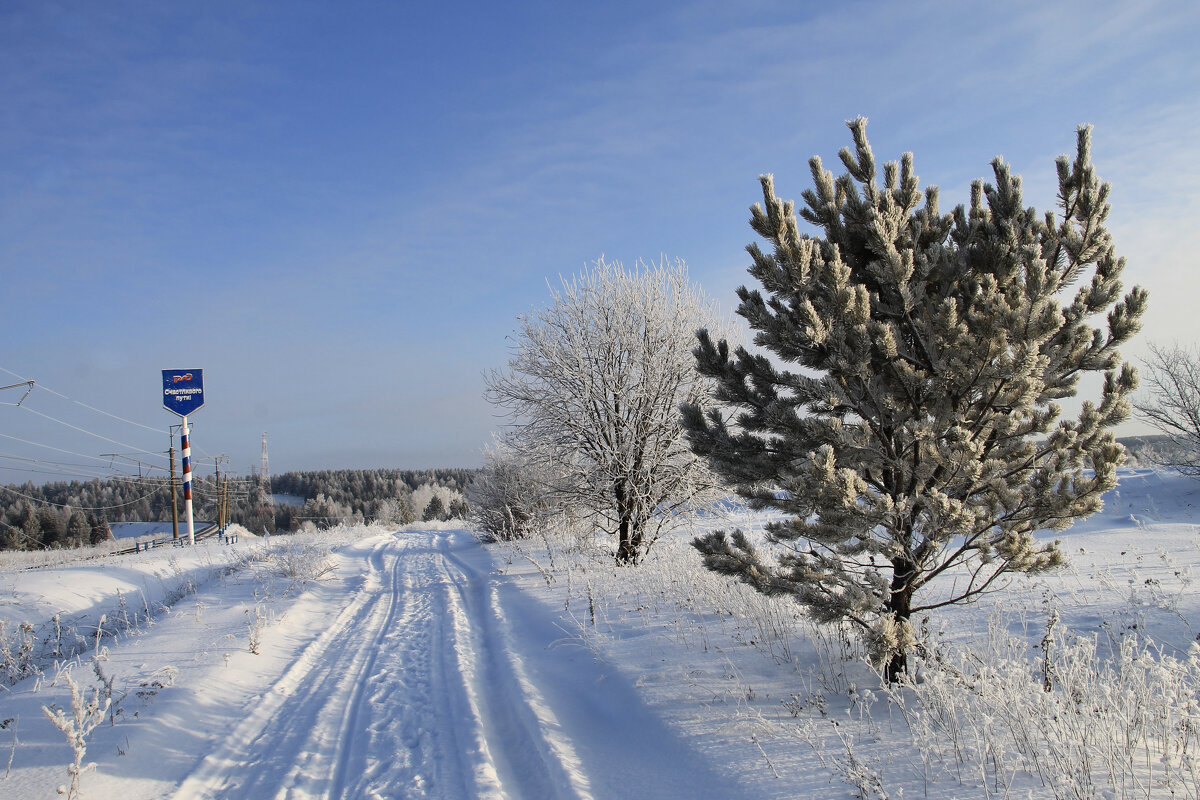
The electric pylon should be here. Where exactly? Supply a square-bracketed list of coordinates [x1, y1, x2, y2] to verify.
[260, 432, 273, 505]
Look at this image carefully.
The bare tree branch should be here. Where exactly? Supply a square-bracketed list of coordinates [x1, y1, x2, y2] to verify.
[1134, 341, 1200, 475]
[484, 257, 739, 564]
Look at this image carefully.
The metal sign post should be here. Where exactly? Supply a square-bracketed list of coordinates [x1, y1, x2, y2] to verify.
[162, 370, 204, 545]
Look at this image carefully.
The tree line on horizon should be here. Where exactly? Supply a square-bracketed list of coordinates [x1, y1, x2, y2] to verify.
[0, 466, 477, 550]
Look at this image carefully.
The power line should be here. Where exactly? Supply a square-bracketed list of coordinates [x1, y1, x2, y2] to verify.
[0, 436, 171, 489]
[0, 464, 127, 482]
[0, 431, 127, 467]
[17, 406, 168, 465]
[0, 453, 174, 484]
[0, 367, 175, 484]
[0, 461, 174, 487]
[0, 450, 253, 489]
[0, 482, 168, 512]
[0, 365, 163, 434]
[0, 451, 101, 469]
[0, 450, 154, 482]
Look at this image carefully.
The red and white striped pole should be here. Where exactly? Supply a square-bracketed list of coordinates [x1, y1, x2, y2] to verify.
[181, 415, 195, 545]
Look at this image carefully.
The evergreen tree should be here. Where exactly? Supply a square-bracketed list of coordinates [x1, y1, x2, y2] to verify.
[88, 513, 111, 545]
[38, 506, 64, 548]
[300, 493, 350, 530]
[20, 502, 41, 550]
[683, 120, 1146, 680]
[0, 515, 19, 550]
[272, 503, 300, 533]
[396, 495, 417, 525]
[66, 509, 89, 547]
[422, 495, 447, 522]
[447, 498, 470, 521]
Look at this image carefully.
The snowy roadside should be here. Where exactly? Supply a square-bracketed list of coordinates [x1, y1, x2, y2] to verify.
[486, 467, 1200, 799]
[0, 524, 766, 799]
[0, 528, 269, 686]
[0, 468, 1196, 799]
[0, 525, 388, 799]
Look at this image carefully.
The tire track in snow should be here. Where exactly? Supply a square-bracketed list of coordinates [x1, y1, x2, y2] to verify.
[335, 532, 485, 799]
[174, 537, 403, 799]
[173, 530, 591, 800]
[434, 533, 593, 800]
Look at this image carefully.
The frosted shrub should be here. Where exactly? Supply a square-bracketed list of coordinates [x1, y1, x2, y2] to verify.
[887, 614, 1200, 800]
[2, 615, 90, 686]
[469, 440, 558, 542]
[90, 657, 119, 726]
[0, 619, 37, 685]
[246, 605, 267, 655]
[266, 542, 334, 584]
[42, 670, 109, 800]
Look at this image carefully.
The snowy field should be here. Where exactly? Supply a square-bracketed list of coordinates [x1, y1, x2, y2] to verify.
[0, 468, 1197, 799]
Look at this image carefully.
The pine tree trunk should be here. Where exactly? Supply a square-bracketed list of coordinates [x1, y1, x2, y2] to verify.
[884, 561, 914, 683]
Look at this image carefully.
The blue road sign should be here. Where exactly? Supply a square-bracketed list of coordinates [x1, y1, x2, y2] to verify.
[163, 369, 204, 416]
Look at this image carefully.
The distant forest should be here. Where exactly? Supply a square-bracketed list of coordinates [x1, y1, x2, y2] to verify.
[0, 436, 1181, 552]
[0, 467, 477, 551]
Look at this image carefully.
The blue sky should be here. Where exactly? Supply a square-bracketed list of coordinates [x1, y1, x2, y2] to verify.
[2, 0, 1198, 485]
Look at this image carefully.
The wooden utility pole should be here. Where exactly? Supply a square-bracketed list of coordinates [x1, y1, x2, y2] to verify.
[215, 462, 223, 530]
[222, 473, 230, 530]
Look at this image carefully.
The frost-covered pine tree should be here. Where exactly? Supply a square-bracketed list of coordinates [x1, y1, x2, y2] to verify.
[682, 119, 1146, 681]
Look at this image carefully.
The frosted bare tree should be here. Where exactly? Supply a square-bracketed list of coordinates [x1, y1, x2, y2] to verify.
[684, 121, 1146, 680]
[469, 438, 560, 542]
[1134, 342, 1200, 475]
[485, 257, 737, 564]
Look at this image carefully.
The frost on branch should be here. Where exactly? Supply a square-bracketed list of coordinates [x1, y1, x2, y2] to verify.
[42, 669, 109, 800]
[485, 257, 739, 565]
[1134, 341, 1200, 475]
[684, 119, 1146, 680]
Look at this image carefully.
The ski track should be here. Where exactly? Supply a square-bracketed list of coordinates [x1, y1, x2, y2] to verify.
[174, 530, 589, 800]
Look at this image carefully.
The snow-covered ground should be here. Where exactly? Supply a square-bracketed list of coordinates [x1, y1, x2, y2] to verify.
[0, 469, 1197, 799]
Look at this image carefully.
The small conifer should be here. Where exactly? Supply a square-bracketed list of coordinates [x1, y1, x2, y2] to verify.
[422, 495, 447, 522]
[683, 119, 1146, 681]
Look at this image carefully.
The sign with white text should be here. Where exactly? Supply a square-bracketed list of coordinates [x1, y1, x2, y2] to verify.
[162, 369, 204, 417]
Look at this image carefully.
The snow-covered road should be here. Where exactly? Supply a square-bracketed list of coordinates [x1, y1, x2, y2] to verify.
[172, 531, 576, 798]
[164, 529, 739, 800]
